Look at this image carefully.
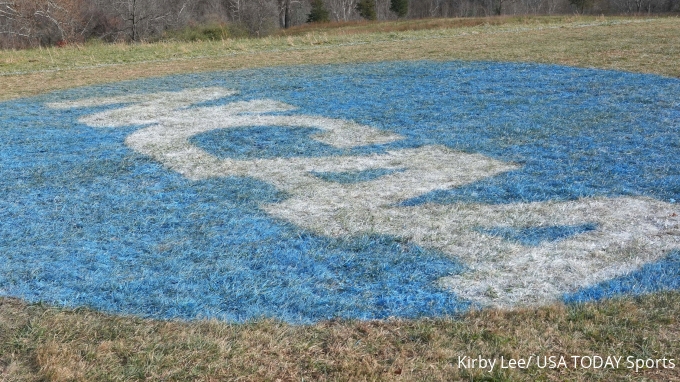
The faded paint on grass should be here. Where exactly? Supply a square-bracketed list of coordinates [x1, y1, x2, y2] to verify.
[49, 86, 680, 308]
[2, 61, 679, 322]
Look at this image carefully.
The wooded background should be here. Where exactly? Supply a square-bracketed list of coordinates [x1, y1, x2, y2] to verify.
[1, 0, 678, 49]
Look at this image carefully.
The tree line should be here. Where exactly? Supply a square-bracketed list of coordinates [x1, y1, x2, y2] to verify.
[1, 0, 678, 49]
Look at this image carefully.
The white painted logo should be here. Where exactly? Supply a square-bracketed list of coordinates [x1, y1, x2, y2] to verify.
[48, 88, 680, 307]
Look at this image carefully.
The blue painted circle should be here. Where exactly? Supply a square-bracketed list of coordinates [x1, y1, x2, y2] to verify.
[1, 61, 679, 323]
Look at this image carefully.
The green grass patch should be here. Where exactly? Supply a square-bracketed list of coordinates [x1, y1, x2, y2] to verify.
[161, 23, 250, 42]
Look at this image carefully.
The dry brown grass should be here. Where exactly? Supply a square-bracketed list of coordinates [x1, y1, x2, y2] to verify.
[1, 16, 679, 102]
[277, 14, 559, 36]
[1, 292, 679, 381]
[1, 15, 680, 382]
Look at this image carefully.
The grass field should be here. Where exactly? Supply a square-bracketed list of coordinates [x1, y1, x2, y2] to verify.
[1, 15, 679, 381]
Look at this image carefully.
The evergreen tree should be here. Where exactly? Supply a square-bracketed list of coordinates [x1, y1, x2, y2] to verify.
[355, 0, 377, 20]
[390, 0, 408, 18]
[307, 0, 330, 23]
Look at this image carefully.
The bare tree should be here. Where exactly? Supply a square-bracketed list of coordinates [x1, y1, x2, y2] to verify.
[374, 0, 392, 18]
[241, 0, 278, 36]
[410, 0, 447, 16]
[326, 0, 357, 21]
[189, 0, 225, 22]
[36, 0, 92, 42]
[522, 0, 544, 13]
[223, 0, 244, 21]
[0, 1, 32, 43]
[493, 0, 515, 14]
[278, 0, 290, 27]
[105, 0, 171, 41]
[1, 0, 94, 48]
[278, 0, 308, 28]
